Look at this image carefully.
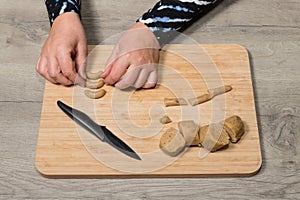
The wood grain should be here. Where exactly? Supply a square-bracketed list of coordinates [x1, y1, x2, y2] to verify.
[0, 0, 299, 199]
[35, 44, 262, 177]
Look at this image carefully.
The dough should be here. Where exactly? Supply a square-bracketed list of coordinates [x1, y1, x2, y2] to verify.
[159, 127, 186, 157]
[199, 123, 230, 152]
[224, 115, 245, 143]
[178, 120, 200, 146]
[160, 115, 172, 124]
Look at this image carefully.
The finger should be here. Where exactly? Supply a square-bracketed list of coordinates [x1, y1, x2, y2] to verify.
[106, 44, 119, 66]
[133, 68, 149, 89]
[104, 56, 130, 85]
[101, 62, 113, 79]
[36, 56, 58, 84]
[56, 72, 75, 86]
[48, 57, 73, 85]
[74, 43, 87, 86]
[106, 50, 118, 67]
[115, 66, 142, 89]
[56, 49, 77, 82]
[57, 54, 77, 82]
[73, 66, 86, 87]
[75, 42, 88, 80]
[143, 70, 157, 89]
[102, 45, 119, 78]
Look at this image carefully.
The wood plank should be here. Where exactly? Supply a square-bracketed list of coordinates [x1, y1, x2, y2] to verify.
[35, 44, 262, 177]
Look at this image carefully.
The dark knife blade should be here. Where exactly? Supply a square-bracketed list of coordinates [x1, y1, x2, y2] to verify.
[57, 100, 141, 160]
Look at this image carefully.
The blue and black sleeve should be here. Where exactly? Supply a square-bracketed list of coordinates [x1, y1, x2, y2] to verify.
[137, 0, 221, 45]
[45, 0, 81, 26]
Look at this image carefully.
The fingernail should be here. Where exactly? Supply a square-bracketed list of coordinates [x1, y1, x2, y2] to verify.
[143, 83, 156, 89]
[79, 71, 86, 80]
[101, 68, 109, 78]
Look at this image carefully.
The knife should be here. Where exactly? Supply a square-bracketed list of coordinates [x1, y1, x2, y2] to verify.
[57, 100, 141, 160]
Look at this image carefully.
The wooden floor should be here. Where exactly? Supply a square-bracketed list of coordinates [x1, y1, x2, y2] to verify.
[0, 0, 299, 199]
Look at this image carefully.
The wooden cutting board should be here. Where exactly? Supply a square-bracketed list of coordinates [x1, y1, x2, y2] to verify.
[35, 44, 262, 178]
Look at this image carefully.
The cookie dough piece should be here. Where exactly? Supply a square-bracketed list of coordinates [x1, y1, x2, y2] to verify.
[164, 97, 187, 107]
[224, 115, 245, 143]
[85, 79, 105, 89]
[188, 94, 211, 106]
[84, 89, 106, 99]
[159, 115, 172, 124]
[207, 85, 232, 99]
[199, 123, 230, 152]
[86, 70, 103, 80]
[159, 127, 186, 157]
[178, 120, 200, 146]
[189, 85, 232, 106]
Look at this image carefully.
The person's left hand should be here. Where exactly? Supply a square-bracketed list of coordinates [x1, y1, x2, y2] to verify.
[101, 22, 160, 89]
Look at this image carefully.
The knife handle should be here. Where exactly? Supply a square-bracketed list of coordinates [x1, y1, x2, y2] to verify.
[57, 100, 105, 141]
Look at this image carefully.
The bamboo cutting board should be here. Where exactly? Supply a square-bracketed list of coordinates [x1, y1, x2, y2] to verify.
[35, 44, 262, 177]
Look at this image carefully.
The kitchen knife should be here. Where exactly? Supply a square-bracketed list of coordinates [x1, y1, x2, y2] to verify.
[57, 100, 141, 160]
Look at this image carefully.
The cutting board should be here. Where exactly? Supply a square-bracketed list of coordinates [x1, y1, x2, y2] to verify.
[35, 44, 262, 178]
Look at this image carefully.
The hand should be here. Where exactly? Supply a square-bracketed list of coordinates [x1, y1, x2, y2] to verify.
[101, 22, 160, 89]
[36, 12, 87, 86]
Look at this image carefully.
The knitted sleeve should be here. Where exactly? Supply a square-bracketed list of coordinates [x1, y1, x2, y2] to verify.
[137, 0, 220, 45]
[45, 0, 81, 26]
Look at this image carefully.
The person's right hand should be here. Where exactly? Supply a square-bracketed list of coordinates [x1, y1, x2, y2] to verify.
[36, 12, 87, 86]
[102, 22, 160, 90]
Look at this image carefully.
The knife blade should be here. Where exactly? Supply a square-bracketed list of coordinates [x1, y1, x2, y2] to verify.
[57, 100, 141, 160]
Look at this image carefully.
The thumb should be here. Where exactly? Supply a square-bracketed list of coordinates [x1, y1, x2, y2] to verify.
[101, 63, 113, 78]
[102, 44, 119, 78]
[75, 42, 87, 80]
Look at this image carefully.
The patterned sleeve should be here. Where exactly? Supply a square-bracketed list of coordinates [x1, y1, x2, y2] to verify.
[45, 0, 81, 26]
[137, 0, 220, 45]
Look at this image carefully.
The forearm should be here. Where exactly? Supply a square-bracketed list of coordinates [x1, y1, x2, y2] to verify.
[137, 0, 221, 45]
[45, 0, 81, 26]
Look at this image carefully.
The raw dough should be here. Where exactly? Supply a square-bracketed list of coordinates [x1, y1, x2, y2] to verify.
[164, 97, 187, 107]
[159, 127, 186, 157]
[159, 115, 172, 124]
[224, 115, 245, 143]
[199, 123, 230, 152]
[178, 120, 200, 146]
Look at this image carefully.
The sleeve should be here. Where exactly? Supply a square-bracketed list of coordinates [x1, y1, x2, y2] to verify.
[137, 0, 220, 45]
[45, 0, 81, 26]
